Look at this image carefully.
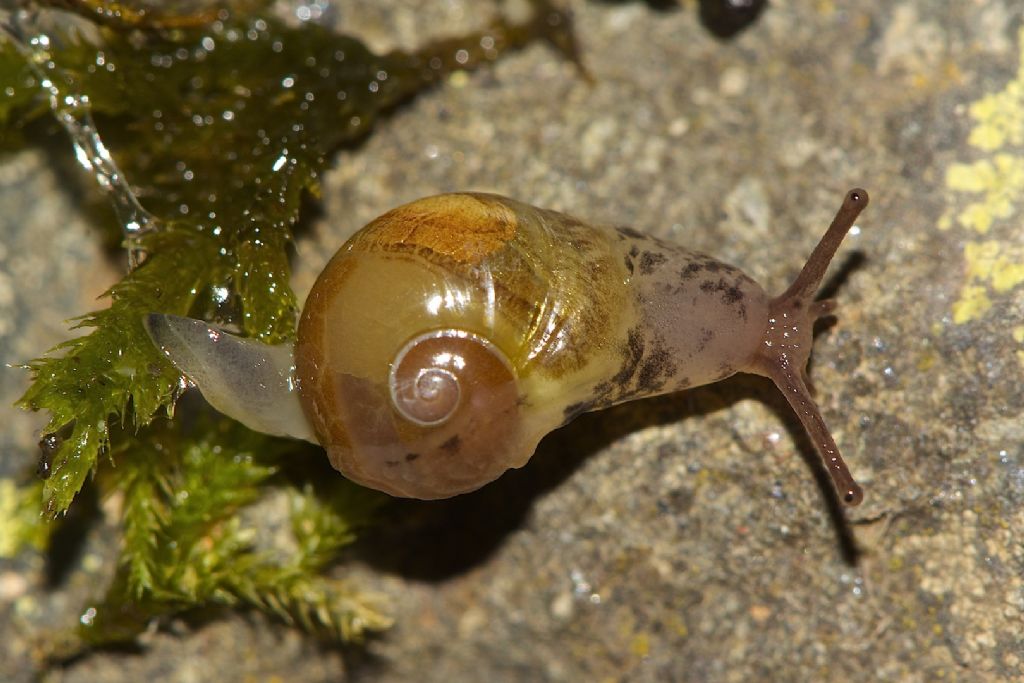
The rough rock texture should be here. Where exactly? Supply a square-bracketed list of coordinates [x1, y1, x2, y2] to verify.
[2, 0, 1023, 681]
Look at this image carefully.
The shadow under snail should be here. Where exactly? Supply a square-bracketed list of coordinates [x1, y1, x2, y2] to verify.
[145, 189, 869, 505]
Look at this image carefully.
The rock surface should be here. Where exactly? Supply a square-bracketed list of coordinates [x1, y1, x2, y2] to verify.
[2, 0, 1023, 681]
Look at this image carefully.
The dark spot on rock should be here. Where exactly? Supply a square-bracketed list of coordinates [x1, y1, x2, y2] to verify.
[700, 280, 716, 293]
[704, 261, 722, 273]
[623, 253, 634, 275]
[440, 436, 461, 454]
[405, 452, 420, 462]
[385, 460, 400, 467]
[639, 251, 667, 275]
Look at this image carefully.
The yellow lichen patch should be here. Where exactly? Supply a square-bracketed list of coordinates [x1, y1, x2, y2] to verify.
[943, 155, 1024, 234]
[965, 241, 1024, 292]
[965, 27, 1024, 151]
[952, 242, 1024, 324]
[943, 26, 1024, 330]
[952, 285, 991, 324]
[1014, 326, 1024, 366]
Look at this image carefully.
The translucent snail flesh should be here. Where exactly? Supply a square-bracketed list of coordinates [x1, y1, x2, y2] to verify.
[146, 189, 869, 504]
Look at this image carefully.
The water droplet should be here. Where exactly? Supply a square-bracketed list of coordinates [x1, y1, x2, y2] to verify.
[80, 606, 97, 626]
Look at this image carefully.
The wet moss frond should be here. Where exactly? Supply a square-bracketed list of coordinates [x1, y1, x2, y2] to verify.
[65, 419, 390, 651]
[18, 227, 220, 517]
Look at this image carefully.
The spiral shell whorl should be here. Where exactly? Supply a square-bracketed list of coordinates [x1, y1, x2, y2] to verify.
[389, 329, 510, 427]
[296, 282, 524, 498]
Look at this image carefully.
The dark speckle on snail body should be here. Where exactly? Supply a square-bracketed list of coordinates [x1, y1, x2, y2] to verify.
[145, 189, 869, 506]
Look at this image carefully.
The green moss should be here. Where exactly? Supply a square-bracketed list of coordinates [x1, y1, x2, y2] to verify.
[3, 0, 576, 656]
[62, 419, 390, 652]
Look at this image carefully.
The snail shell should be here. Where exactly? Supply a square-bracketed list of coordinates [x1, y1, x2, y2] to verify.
[147, 189, 869, 504]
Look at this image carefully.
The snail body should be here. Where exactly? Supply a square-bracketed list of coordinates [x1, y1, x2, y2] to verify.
[147, 189, 868, 504]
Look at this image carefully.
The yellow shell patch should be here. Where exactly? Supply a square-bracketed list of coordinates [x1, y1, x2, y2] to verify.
[352, 193, 518, 265]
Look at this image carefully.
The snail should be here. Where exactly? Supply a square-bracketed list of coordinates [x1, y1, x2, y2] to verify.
[145, 189, 869, 504]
